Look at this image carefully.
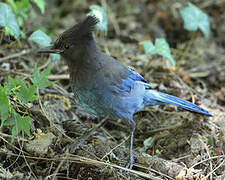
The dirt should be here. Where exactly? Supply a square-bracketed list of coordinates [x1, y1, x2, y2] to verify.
[0, 0, 225, 179]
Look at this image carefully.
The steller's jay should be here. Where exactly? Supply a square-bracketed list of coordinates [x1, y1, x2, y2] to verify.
[38, 16, 211, 169]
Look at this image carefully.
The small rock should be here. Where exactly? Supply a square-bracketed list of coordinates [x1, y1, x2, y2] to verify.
[25, 132, 55, 156]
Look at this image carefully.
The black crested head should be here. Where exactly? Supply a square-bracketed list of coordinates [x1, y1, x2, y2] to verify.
[38, 16, 99, 55]
[54, 16, 99, 49]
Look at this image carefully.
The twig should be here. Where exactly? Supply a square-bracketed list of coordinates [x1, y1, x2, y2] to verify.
[0, 49, 32, 62]
[204, 160, 225, 180]
[65, 116, 108, 153]
[36, 88, 74, 142]
[1, 151, 164, 179]
[0, 134, 29, 155]
[48, 74, 69, 80]
[190, 155, 225, 169]
[101, 136, 129, 160]
[0, 67, 30, 78]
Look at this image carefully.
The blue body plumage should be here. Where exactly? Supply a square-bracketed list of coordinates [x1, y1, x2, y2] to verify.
[38, 16, 211, 169]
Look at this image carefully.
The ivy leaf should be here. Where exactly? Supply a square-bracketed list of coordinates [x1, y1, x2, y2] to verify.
[139, 39, 176, 66]
[180, 3, 210, 38]
[29, 30, 60, 61]
[15, 78, 38, 105]
[31, 64, 55, 89]
[50, 54, 61, 62]
[32, 0, 46, 14]
[8, 112, 32, 142]
[87, 5, 108, 32]
[0, 2, 20, 38]
[28, 29, 51, 47]
[0, 85, 9, 127]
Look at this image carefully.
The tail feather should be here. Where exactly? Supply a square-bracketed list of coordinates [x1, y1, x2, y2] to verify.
[144, 90, 212, 116]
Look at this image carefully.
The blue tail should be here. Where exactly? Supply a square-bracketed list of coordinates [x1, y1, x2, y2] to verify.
[144, 90, 212, 116]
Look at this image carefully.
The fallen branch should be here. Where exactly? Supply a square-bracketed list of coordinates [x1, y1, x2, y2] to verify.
[0, 49, 32, 62]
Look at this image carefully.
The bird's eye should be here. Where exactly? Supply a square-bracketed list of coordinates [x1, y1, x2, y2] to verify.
[64, 44, 70, 49]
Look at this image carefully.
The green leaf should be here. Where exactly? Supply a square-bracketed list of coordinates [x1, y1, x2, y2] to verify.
[32, 0, 45, 14]
[7, 0, 17, 12]
[139, 39, 176, 66]
[15, 78, 38, 105]
[0, 2, 20, 38]
[0, 85, 9, 127]
[9, 112, 32, 142]
[31, 64, 55, 89]
[5, 76, 17, 94]
[13, 0, 30, 26]
[180, 3, 210, 38]
[28, 30, 51, 47]
[87, 5, 108, 31]
[50, 54, 61, 62]
[28, 30, 61, 61]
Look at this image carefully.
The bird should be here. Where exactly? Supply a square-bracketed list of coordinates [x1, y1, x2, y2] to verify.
[38, 15, 212, 169]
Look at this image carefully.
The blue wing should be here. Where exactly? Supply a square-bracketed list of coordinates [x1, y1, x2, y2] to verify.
[116, 66, 151, 93]
[101, 55, 151, 94]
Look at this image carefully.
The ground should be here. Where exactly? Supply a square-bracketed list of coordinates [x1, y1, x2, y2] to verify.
[0, 0, 225, 179]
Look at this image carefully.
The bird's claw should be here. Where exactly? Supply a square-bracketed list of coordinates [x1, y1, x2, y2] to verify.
[125, 157, 134, 169]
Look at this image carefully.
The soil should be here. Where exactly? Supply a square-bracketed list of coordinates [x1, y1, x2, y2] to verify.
[0, 0, 224, 179]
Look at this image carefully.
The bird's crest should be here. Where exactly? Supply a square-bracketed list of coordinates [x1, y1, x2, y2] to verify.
[54, 16, 99, 49]
[77, 15, 100, 36]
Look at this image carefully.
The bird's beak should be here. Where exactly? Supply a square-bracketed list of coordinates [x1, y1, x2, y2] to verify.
[37, 46, 62, 54]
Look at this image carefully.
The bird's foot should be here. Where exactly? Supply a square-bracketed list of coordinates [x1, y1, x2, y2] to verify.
[125, 156, 134, 169]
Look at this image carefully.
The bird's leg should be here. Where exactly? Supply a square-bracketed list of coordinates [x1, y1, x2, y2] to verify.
[125, 119, 136, 169]
[62, 116, 108, 153]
